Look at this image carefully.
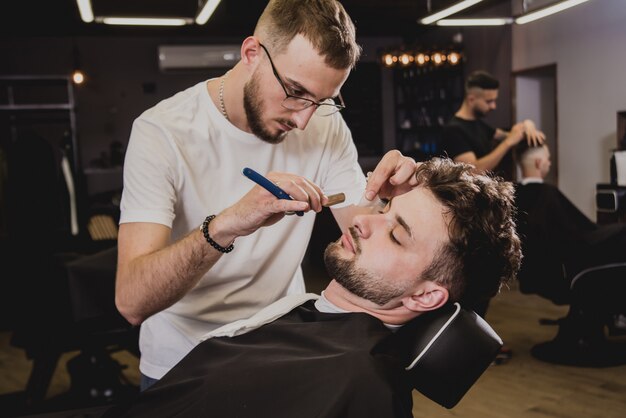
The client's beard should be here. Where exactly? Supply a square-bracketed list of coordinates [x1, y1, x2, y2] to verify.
[323, 241, 407, 306]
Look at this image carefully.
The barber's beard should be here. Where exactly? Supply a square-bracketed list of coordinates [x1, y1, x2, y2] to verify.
[323, 239, 408, 306]
[473, 107, 487, 119]
[243, 71, 291, 144]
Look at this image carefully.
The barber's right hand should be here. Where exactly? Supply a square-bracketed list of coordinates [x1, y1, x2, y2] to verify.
[214, 172, 326, 239]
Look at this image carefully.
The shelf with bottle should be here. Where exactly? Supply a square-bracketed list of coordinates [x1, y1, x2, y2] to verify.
[392, 64, 463, 161]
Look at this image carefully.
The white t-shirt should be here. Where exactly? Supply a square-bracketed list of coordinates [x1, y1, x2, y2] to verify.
[120, 80, 366, 379]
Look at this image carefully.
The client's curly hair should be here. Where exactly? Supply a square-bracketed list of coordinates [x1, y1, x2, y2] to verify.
[416, 158, 522, 307]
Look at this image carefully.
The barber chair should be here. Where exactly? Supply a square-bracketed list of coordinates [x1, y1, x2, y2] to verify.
[518, 252, 626, 367]
[383, 302, 503, 409]
[514, 184, 626, 366]
[530, 263, 626, 367]
[9, 244, 139, 414]
[3, 128, 136, 415]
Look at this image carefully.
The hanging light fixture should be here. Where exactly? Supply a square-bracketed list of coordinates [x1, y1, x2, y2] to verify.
[515, 0, 591, 24]
[76, 0, 94, 23]
[74, 0, 222, 26]
[418, 0, 590, 27]
[100, 17, 189, 26]
[436, 18, 513, 26]
[420, 0, 484, 25]
[196, 0, 223, 25]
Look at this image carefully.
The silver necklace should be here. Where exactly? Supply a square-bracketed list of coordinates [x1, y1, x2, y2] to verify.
[218, 74, 229, 121]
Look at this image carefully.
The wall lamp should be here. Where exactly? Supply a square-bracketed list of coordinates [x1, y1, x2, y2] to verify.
[381, 50, 463, 68]
[71, 44, 85, 85]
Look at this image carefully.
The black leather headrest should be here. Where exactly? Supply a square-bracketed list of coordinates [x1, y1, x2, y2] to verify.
[386, 303, 503, 409]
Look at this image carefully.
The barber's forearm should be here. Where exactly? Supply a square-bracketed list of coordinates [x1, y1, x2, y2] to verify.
[493, 128, 509, 141]
[116, 226, 229, 326]
[473, 141, 512, 173]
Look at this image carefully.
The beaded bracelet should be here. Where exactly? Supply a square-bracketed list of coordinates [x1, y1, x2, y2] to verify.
[201, 215, 234, 253]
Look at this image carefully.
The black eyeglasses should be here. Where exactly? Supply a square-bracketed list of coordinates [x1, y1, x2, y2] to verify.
[259, 43, 345, 116]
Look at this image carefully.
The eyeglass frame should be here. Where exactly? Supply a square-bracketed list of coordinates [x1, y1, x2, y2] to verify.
[258, 42, 346, 115]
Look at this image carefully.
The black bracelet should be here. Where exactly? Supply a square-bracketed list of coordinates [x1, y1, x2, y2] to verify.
[201, 215, 234, 253]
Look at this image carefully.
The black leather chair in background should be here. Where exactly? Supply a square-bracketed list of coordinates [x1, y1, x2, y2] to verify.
[8, 245, 139, 414]
[530, 263, 626, 367]
[514, 183, 626, 367]
[2, 130, 137, 415]
[516, 227, 626, 366]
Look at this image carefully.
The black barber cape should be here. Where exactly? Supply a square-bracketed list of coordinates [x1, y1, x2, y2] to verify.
[104, 301, 414, 418]
[515, 182, 626, 303]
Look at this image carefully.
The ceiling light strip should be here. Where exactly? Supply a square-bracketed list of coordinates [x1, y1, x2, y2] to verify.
[196, 0, 222, 25]
[420, 0, 484, 25]
[76, 0, 94, 23]
[436, 18, 513, 26]
[100, 17, 189, 26]
[515, 0, 590, 24]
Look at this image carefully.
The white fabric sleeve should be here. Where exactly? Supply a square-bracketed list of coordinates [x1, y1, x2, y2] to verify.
[119, 116, 179, 227]
[319, 115, 367, 207]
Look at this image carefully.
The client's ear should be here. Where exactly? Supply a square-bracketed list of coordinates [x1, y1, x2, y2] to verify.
[402, 281, 449, 313]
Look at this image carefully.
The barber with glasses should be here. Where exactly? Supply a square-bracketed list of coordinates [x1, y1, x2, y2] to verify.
[116, 0, 419, 391]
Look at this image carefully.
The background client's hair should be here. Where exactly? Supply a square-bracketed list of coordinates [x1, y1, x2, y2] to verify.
[514, 140, 545, 166]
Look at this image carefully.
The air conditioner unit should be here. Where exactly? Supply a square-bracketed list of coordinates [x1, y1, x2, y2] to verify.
[158, 45, 241, 71]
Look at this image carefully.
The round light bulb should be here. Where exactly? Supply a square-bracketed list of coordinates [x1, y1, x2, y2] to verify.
[72, 70, 85, 84]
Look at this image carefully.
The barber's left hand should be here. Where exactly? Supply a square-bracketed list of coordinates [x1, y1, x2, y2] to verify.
[522, 119, 546, 146]
[364, 150, 418, 201]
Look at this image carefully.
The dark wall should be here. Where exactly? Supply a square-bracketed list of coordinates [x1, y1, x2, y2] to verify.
[1, 36, 231, 176]
[460, 24, 513, 130]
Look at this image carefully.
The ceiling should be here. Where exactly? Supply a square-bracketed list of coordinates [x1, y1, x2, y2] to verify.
[3, 0, 510, 39]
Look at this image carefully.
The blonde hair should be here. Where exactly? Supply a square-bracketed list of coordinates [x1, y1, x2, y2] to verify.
[254, 0, 361, 70]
